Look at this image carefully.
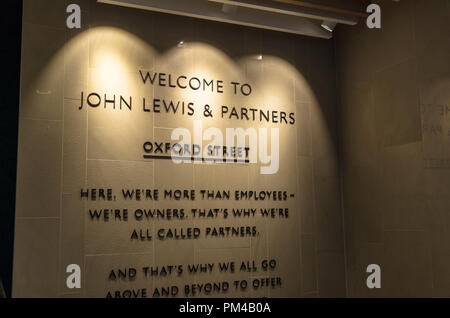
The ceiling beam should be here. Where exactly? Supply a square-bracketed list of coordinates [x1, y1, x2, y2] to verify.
[270, 0, 368, 18]
[208, 0, 359, 25]
[97, 0, 333, 39]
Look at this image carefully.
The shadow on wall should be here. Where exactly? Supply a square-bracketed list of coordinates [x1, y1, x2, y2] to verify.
[0, 278, 6, 298]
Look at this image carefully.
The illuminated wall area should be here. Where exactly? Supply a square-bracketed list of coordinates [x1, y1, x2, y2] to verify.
[13, 0, 344, 297]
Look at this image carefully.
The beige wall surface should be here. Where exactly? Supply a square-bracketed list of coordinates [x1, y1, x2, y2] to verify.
[13, 0, 344, 297]
[336, 0, 450, 297]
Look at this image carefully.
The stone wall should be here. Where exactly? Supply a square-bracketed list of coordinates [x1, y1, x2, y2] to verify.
[336, 0, 450, 297]
[13, 0, 345, 298]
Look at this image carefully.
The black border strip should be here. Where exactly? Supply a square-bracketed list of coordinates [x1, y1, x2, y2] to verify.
[0, 0, 22, 299]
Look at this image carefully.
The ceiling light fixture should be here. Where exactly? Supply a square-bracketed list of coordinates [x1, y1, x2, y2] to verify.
[321, 20, 336, 32]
